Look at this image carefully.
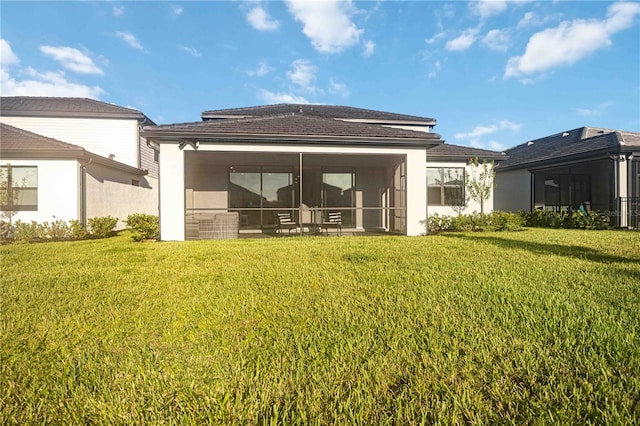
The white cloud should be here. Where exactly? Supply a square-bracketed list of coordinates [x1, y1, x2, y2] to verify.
[0, 39, 19, 67]
[285, 0, 363, 53]
[505, 2, 640, 80]
[112, 6, 125, 17]
[454, 120, 521, 140]
[180, 46, 201, 57]
[362, 40, 375, 57]
[574, 102, 613, 117]
[258, 89, 309, 104]
[471, 0, 508, 19]
[425, 31, 447, 45]
[469, 139, 508, 151]
[115, 31, 144, 51]
[328, 79, 350, 97]
[482, 29, 510, 52]
[247, 5, 279, 31]
[170, 4, 183, 16]
[248, 61, 273, 77]
[286, 59, 317, 92]
[471, 0, 533, 19]
[1, 66, 104, 98]
[428, 61, 441, 79]
[445, 27, 480, 51]
[40, 46, 103, 75]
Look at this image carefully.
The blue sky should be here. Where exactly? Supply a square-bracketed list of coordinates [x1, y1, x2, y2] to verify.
[1, 1, 639, 151]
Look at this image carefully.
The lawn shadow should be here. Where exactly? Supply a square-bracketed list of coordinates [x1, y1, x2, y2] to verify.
[440, 233, 640, 266]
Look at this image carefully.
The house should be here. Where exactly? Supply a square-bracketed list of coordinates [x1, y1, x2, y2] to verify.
[0, 97, 159, 226]
[495, 126, 640, 229]
[142, 104, 506, 240]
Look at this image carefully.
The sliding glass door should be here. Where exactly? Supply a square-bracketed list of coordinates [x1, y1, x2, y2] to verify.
[229, 166, 295, 228]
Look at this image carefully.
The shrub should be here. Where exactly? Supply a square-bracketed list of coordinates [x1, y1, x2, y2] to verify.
[48, 218, 71, 240]
[88, 216, 119, 238]
[69, 220, 89, 240]
[13, 220, 47, 242]
[427, 213, 453, 232]
[489, 211, 525, 231]
[520, 210, 609, 230]
[426, 211, 524, 233]
[125, 214, 159, 242]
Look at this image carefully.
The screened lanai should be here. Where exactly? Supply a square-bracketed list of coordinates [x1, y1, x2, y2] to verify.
[184, 151, 406, 238]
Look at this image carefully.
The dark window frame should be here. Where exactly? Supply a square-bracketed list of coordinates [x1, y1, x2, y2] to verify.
[0, 165, 38, 212]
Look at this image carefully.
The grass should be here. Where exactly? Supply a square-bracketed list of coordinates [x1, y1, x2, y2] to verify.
[1, 228, 639, 424]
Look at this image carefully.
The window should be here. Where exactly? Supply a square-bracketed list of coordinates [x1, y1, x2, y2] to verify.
[153, 149, 159, 163]
[1, 165, 38, 211]
[427, 167, 465, 206]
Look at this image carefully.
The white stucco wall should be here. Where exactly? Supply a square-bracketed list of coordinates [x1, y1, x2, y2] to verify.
[84, 163, 158, 229]
[426, 161, 496, 217]
[158, 142, 429, 240]
[0, 116, 139, 168]
[1, 159, 79, 223]
[494, 169, 531, 212]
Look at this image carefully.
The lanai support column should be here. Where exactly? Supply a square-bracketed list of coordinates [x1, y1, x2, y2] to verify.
[159, 142, 186, 240]
[405, 148, 428, 236]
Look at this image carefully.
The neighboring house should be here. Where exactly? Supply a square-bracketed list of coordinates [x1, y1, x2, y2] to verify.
[0, 97, 159, 226]
[495, 126, 640, 229]
[142, 104, 505, 240]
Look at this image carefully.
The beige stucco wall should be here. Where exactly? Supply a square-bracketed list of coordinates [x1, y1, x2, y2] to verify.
[84, 163, 158, 229]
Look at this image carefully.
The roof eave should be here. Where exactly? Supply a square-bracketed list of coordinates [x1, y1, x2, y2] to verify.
[496, 147, 618, 171]
[0, 150, 148, 175]
[1, 110, 147, 121]
[428, 153, 508, 162]
[141, 130, 443, 147]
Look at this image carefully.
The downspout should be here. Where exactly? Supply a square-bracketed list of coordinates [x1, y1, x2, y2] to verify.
[78, 158, 92, 226]
[530, 171, 534, 211]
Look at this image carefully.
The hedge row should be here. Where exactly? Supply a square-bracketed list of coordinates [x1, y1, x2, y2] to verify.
[427, 209, 610, 233]
[1, 214, 159, 243]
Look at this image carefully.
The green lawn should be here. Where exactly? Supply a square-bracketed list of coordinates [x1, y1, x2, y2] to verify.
[2, 229, 639, 424]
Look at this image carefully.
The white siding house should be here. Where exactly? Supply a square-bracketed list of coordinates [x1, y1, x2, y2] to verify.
[0, 97, 159, 228]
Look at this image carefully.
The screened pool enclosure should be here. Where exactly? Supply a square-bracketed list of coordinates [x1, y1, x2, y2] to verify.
[184, 152, 407, 238]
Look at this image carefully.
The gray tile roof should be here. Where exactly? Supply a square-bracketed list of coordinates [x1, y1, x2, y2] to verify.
[427, 143, 507, 162]
[0, 96, 152, 122]
[202, 104, 436, 124]
[143, 113, 443, 146]
[0, 123, 147, 174]
[497, 126, 638, 170]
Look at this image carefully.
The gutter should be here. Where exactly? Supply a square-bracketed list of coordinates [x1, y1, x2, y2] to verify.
[496, 147, 617, 172]
[1, 149, 149, 175]
[141, 132, 443, 148]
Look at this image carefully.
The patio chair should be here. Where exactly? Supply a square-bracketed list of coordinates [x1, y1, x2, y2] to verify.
[275, 212, 298, 234]
[322, 211, 342, 236]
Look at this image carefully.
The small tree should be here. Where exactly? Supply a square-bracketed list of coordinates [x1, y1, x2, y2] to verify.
[0, 164, 23, 230]
[465, 157, 496, 215]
